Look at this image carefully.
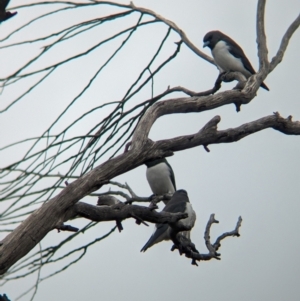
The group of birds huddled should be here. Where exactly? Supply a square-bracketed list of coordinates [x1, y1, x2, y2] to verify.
[141, 158, 196, 252]
[142, 31, 268, 252]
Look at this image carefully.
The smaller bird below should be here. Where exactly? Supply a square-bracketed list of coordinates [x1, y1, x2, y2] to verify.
[203, 30, 269, 91]
[141, 189, 196, 252]
[145, 158, 176, 202]
[0, 0, 17, 23]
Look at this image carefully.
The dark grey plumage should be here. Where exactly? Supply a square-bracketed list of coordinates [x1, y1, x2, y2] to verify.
[0, 294, 11, 301]
[141, 189, 196, 252]
[0, 0, 17, 23]
[203, 30, 269, 91]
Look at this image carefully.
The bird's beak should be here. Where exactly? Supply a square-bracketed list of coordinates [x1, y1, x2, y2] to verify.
[203, 41, 209, 48]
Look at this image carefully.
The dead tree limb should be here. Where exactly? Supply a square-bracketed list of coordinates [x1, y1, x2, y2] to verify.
[1, 107, 299, 275]
[0, 0, 299, 278]
[171, 214, 242, 265]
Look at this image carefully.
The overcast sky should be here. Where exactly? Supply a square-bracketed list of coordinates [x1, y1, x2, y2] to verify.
[1, 1, 300, 300]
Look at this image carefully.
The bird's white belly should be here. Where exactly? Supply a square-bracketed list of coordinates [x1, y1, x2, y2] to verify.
[146, 163, 175, 195]
[212, 41, 251, 78]
[178, 203, 196, 230]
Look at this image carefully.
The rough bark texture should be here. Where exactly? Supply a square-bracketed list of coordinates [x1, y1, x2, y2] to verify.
[1, 92, 299, 274]
[1, 0, 299, 276]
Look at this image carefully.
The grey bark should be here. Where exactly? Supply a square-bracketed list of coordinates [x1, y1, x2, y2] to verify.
[0, 0, 299, 276]
[0, 94, 299, 274]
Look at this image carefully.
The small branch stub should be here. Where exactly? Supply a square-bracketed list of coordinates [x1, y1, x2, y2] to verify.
[170, 214, 242, 265]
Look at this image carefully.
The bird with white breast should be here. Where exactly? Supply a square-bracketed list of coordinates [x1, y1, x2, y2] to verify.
[203, 30, 269, 91]
[145, 158, 176, 204]
[141, 189, 196, 252]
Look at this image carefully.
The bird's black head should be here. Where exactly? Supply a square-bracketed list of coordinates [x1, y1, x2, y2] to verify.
[172, 189, 189, 203]
[0, 11, 17, 22]
[175, 189, 188, 196]
[144, 157, 167, 168]
[203, 30, 223, 49]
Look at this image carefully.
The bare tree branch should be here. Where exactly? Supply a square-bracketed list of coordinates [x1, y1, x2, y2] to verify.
[9, 0, 214, 67]
[170, 214, 242, 265]
[0, 1, 299, 294]
[256, 0, 269, 70]
[1, 106, 299, 275]
[72, 202, 188, 225]
[131, 90, 300, 151]
[154, 112, 300, 153]
[269, 13, 300, 72]
[128, 1, 214, 65]
[213, 216, 243, 252]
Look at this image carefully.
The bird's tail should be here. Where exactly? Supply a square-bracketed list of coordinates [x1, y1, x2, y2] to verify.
[140, 238, 154, 252]
[260, 81, 269, 91]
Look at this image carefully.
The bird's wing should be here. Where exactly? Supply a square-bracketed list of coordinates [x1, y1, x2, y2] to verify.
[163, 201, 186, 214]
[167, 162, 176, 191]
[0, 294, 11, 301]
[0, 0, 10, 12]
[163, 191, 188, 212]
[140, 224, 169, 252]
[226, 37, 269, 90]
[162, 158, 176, 191]
[224, 35, 256, 75]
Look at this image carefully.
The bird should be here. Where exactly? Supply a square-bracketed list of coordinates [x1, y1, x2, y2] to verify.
[145, 157, 176, 202]
[141, 189, 196, 252]
[0, 0, 17, 23]
[203, 30, 269, 91]
[0, 294, 11, 301]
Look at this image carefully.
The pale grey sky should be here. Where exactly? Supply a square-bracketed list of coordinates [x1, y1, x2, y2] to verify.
[1, 1, 300, 300]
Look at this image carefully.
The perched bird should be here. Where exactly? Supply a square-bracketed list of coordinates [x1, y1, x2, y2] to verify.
[203, 30, 269, 91]
[141, 189, 196, 252]
[0, 294, 11, 301]
[0, 0, 17, 23]
[145, 158, 176, 201]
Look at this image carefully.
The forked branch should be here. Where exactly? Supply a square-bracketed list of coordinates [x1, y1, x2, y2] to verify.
[269, 13, 300, 72]
[171, 214, 242, 265]
[0, 0, 299, 279]
[1, 100, 299, 274]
